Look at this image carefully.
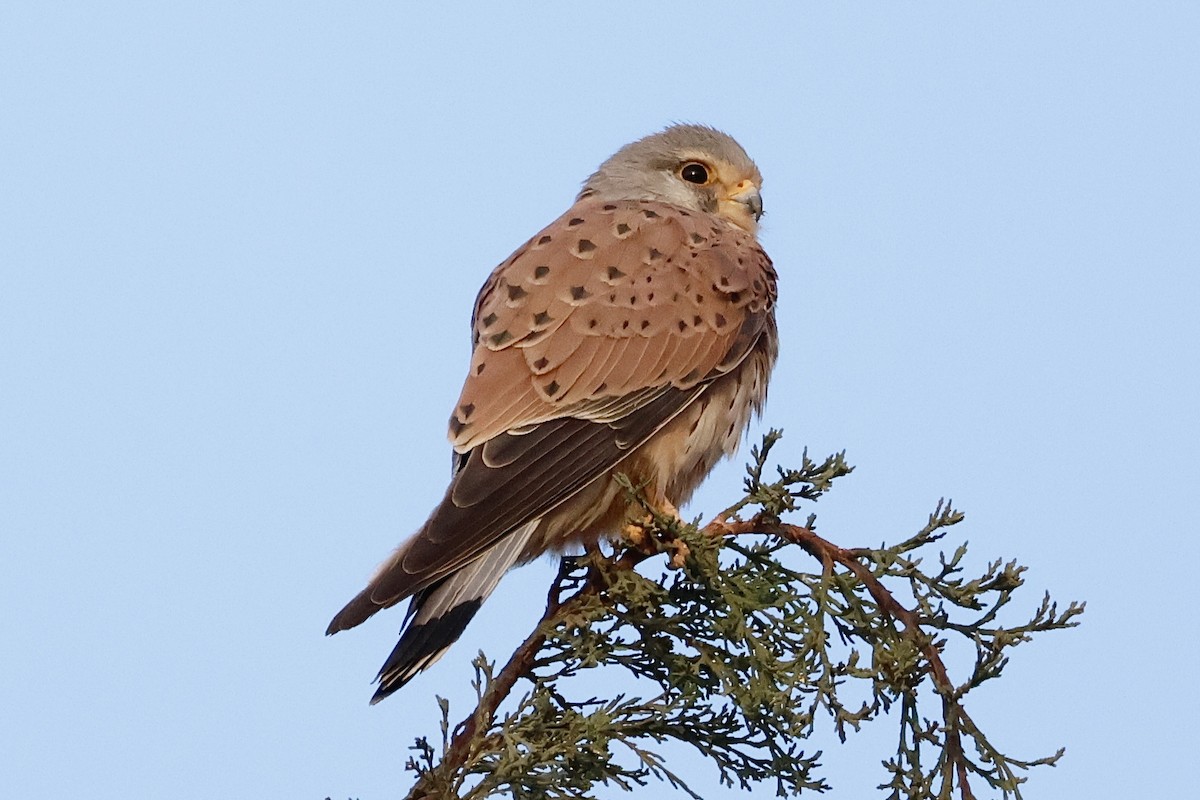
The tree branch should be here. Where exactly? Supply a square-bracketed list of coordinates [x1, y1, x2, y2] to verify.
[713, 515, 976, 800]
[397, 437, 1081, 799]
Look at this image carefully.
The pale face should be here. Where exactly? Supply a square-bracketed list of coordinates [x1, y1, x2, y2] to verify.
[579, 125, 765, 234]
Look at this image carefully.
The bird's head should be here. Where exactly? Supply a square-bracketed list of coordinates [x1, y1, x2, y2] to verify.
[579, 124, 764, 235]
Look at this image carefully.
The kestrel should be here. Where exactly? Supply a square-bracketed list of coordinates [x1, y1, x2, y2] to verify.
[328, 124, 778, 703]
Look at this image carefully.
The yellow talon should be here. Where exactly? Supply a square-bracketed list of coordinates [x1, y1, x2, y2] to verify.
[622, 520, 650, 549]
[667, 539, 690, 570]
[622, 497, 689, 566]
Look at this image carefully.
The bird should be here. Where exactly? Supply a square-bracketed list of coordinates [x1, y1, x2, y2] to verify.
[327, 124, 778, 704]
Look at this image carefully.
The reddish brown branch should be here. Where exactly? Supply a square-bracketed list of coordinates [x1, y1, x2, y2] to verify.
[405, 553, 630, 800]
[406, 513, 976, 800]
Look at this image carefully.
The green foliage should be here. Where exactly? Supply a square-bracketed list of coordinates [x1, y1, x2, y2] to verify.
[404, 431, 1083, 799]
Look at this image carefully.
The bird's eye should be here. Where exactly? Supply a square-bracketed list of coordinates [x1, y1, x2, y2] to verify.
[680, 162, 710, 185]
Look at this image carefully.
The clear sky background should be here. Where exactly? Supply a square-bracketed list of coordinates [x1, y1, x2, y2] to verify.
[3, 3, 1197, 798]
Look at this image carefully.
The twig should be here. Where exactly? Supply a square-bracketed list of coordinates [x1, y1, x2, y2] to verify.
[705, 514, 975, 800]
[405, 548, 649, 799]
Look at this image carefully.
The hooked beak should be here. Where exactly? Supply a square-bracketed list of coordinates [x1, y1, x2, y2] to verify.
[732, 182, 764, 221]
[719, 179, 764, 233]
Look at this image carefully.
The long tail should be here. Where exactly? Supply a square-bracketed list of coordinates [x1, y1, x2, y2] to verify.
[366, 521, 537, 703]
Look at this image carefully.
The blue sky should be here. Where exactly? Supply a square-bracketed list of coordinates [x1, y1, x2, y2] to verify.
[2, 3, 1197, 798]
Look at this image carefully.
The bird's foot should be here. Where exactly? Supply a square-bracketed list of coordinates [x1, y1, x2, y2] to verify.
[621, 499, 690, 569]
[665, 537, 690, 570]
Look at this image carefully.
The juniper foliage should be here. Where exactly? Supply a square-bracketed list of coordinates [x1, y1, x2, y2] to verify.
[403, 431, 1083, 799]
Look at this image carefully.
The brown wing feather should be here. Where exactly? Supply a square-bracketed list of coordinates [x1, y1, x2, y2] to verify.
[325, 386, 703, 632]
[326, 198, 777, 633]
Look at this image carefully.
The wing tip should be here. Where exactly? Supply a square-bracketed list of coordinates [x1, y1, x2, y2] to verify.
[326, 592, 377, 636]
